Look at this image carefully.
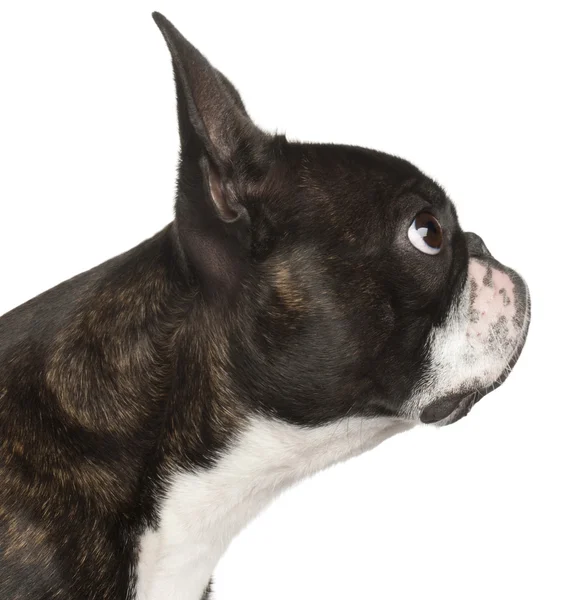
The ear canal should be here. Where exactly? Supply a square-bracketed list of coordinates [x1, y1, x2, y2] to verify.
[204, 158, 246, 223]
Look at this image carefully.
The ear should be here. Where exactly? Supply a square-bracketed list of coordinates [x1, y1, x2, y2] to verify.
[152, 12, 270, 297]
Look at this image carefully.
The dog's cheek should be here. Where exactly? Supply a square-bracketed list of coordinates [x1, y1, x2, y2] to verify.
[228, 264, 365, 424]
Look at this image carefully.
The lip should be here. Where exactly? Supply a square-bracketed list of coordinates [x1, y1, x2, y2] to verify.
[421, 292, 531, 426]
[420, 391, 477, 424]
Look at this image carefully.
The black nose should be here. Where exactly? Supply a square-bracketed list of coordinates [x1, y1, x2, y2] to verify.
[465, 232, 491, 257]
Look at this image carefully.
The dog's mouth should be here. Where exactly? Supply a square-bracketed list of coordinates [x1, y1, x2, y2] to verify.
[420, 296, 531, 426]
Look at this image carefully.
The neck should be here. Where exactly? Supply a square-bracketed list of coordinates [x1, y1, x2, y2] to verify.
[38, 225, 412, 598]
[40, 224, 244, 512]
[135, 415, 412, 600]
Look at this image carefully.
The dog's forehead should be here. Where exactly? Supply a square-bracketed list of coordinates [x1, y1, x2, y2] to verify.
[273, 142, 459, 246]
[298, 144, 451, 208]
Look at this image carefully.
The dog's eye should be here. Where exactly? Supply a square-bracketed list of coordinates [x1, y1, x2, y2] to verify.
[408, 212, 443, 255]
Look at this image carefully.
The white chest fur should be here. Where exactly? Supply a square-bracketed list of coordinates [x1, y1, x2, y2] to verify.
[134, 415, 411, 600]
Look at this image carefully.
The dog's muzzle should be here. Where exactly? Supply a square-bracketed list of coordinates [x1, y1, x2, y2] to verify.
[419, 231, 531, 425]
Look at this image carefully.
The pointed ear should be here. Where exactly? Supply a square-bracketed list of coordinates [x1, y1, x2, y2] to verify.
[152, 12, 270, 297]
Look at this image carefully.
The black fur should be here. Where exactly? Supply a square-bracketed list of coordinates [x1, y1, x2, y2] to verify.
[0, 12, 517, 600]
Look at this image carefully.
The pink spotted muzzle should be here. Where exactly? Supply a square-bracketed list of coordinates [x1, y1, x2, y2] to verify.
[466, 232, 530, 358]
[468, 260, 523, 353]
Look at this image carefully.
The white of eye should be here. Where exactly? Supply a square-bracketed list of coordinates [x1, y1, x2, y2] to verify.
[408, 216, 442, 255]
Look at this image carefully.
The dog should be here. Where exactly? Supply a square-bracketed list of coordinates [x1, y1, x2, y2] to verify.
[0, 11, 530, 600]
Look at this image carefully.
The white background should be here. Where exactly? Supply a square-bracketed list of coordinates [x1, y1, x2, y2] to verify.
[1, 1, 563, 598]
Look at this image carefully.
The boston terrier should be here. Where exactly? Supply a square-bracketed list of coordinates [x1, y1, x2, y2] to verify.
[0, 12, 530, 600]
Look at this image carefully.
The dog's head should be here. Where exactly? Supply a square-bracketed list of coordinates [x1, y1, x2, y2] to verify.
[153, 13, 530, 428]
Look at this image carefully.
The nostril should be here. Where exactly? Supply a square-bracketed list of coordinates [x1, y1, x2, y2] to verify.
[465, 232, 491, 258]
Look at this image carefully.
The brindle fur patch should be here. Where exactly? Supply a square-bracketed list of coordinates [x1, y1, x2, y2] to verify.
[274, 263, 305, 313]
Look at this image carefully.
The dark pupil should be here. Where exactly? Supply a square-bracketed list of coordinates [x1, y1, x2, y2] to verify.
[416, 213, 442, 248]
